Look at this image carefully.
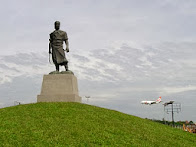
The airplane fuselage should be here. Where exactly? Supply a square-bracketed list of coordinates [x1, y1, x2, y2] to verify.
[141, 97, 162, 105]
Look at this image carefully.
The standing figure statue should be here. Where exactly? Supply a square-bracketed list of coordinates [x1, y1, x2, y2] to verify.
[49, 21, 69, 71]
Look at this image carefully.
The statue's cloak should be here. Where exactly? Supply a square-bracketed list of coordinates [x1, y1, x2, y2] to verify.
[50, 30, 68, 65]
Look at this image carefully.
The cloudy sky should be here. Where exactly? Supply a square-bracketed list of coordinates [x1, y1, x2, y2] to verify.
[0, 0, 196, 122]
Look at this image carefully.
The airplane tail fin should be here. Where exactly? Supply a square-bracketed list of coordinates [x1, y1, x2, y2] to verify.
[156, 96, 162, 103]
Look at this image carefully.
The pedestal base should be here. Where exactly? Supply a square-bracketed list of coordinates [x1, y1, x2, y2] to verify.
[37, 94, 81, 102]
[37, 74, 81, 102]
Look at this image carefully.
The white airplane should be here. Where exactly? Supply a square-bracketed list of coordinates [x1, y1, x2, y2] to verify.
[141, 96, 162, 105]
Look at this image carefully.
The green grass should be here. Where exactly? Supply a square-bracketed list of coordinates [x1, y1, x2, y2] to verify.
[0, 102, 195, 146]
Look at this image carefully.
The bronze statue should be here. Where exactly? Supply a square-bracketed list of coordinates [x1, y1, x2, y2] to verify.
[49, 21, 69, 71]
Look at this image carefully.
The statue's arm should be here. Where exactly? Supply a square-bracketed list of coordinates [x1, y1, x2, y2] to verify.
[64, 32, 69, 52]
[65, 39, 69, 52]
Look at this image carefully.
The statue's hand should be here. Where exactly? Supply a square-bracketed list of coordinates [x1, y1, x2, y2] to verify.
[66, 48, 69, 53]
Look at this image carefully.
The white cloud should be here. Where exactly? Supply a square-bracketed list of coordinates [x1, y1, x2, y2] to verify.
[159, 86, 196, 95]
[1, 41, 196, 86]
[0, 53, 53, 84]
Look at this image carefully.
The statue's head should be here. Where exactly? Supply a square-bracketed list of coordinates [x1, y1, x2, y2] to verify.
[54, 21, 60, 30]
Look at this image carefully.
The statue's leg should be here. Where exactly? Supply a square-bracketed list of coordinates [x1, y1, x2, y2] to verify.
[55, 64, 60, 71]
[64, 62, 68, 71]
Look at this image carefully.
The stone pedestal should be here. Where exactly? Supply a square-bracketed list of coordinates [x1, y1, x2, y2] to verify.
[37, 74, 81, 102]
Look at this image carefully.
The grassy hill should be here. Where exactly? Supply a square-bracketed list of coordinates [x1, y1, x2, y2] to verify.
[0, 102, 195, 146]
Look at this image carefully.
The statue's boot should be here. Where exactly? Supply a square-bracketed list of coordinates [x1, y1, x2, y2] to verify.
[64, 63, 68, 71]
[55, 64, 60, 71]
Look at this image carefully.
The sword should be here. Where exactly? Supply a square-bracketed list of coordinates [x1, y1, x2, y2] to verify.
[49, 40, 52, 64]
[49, 53, 52, 64]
